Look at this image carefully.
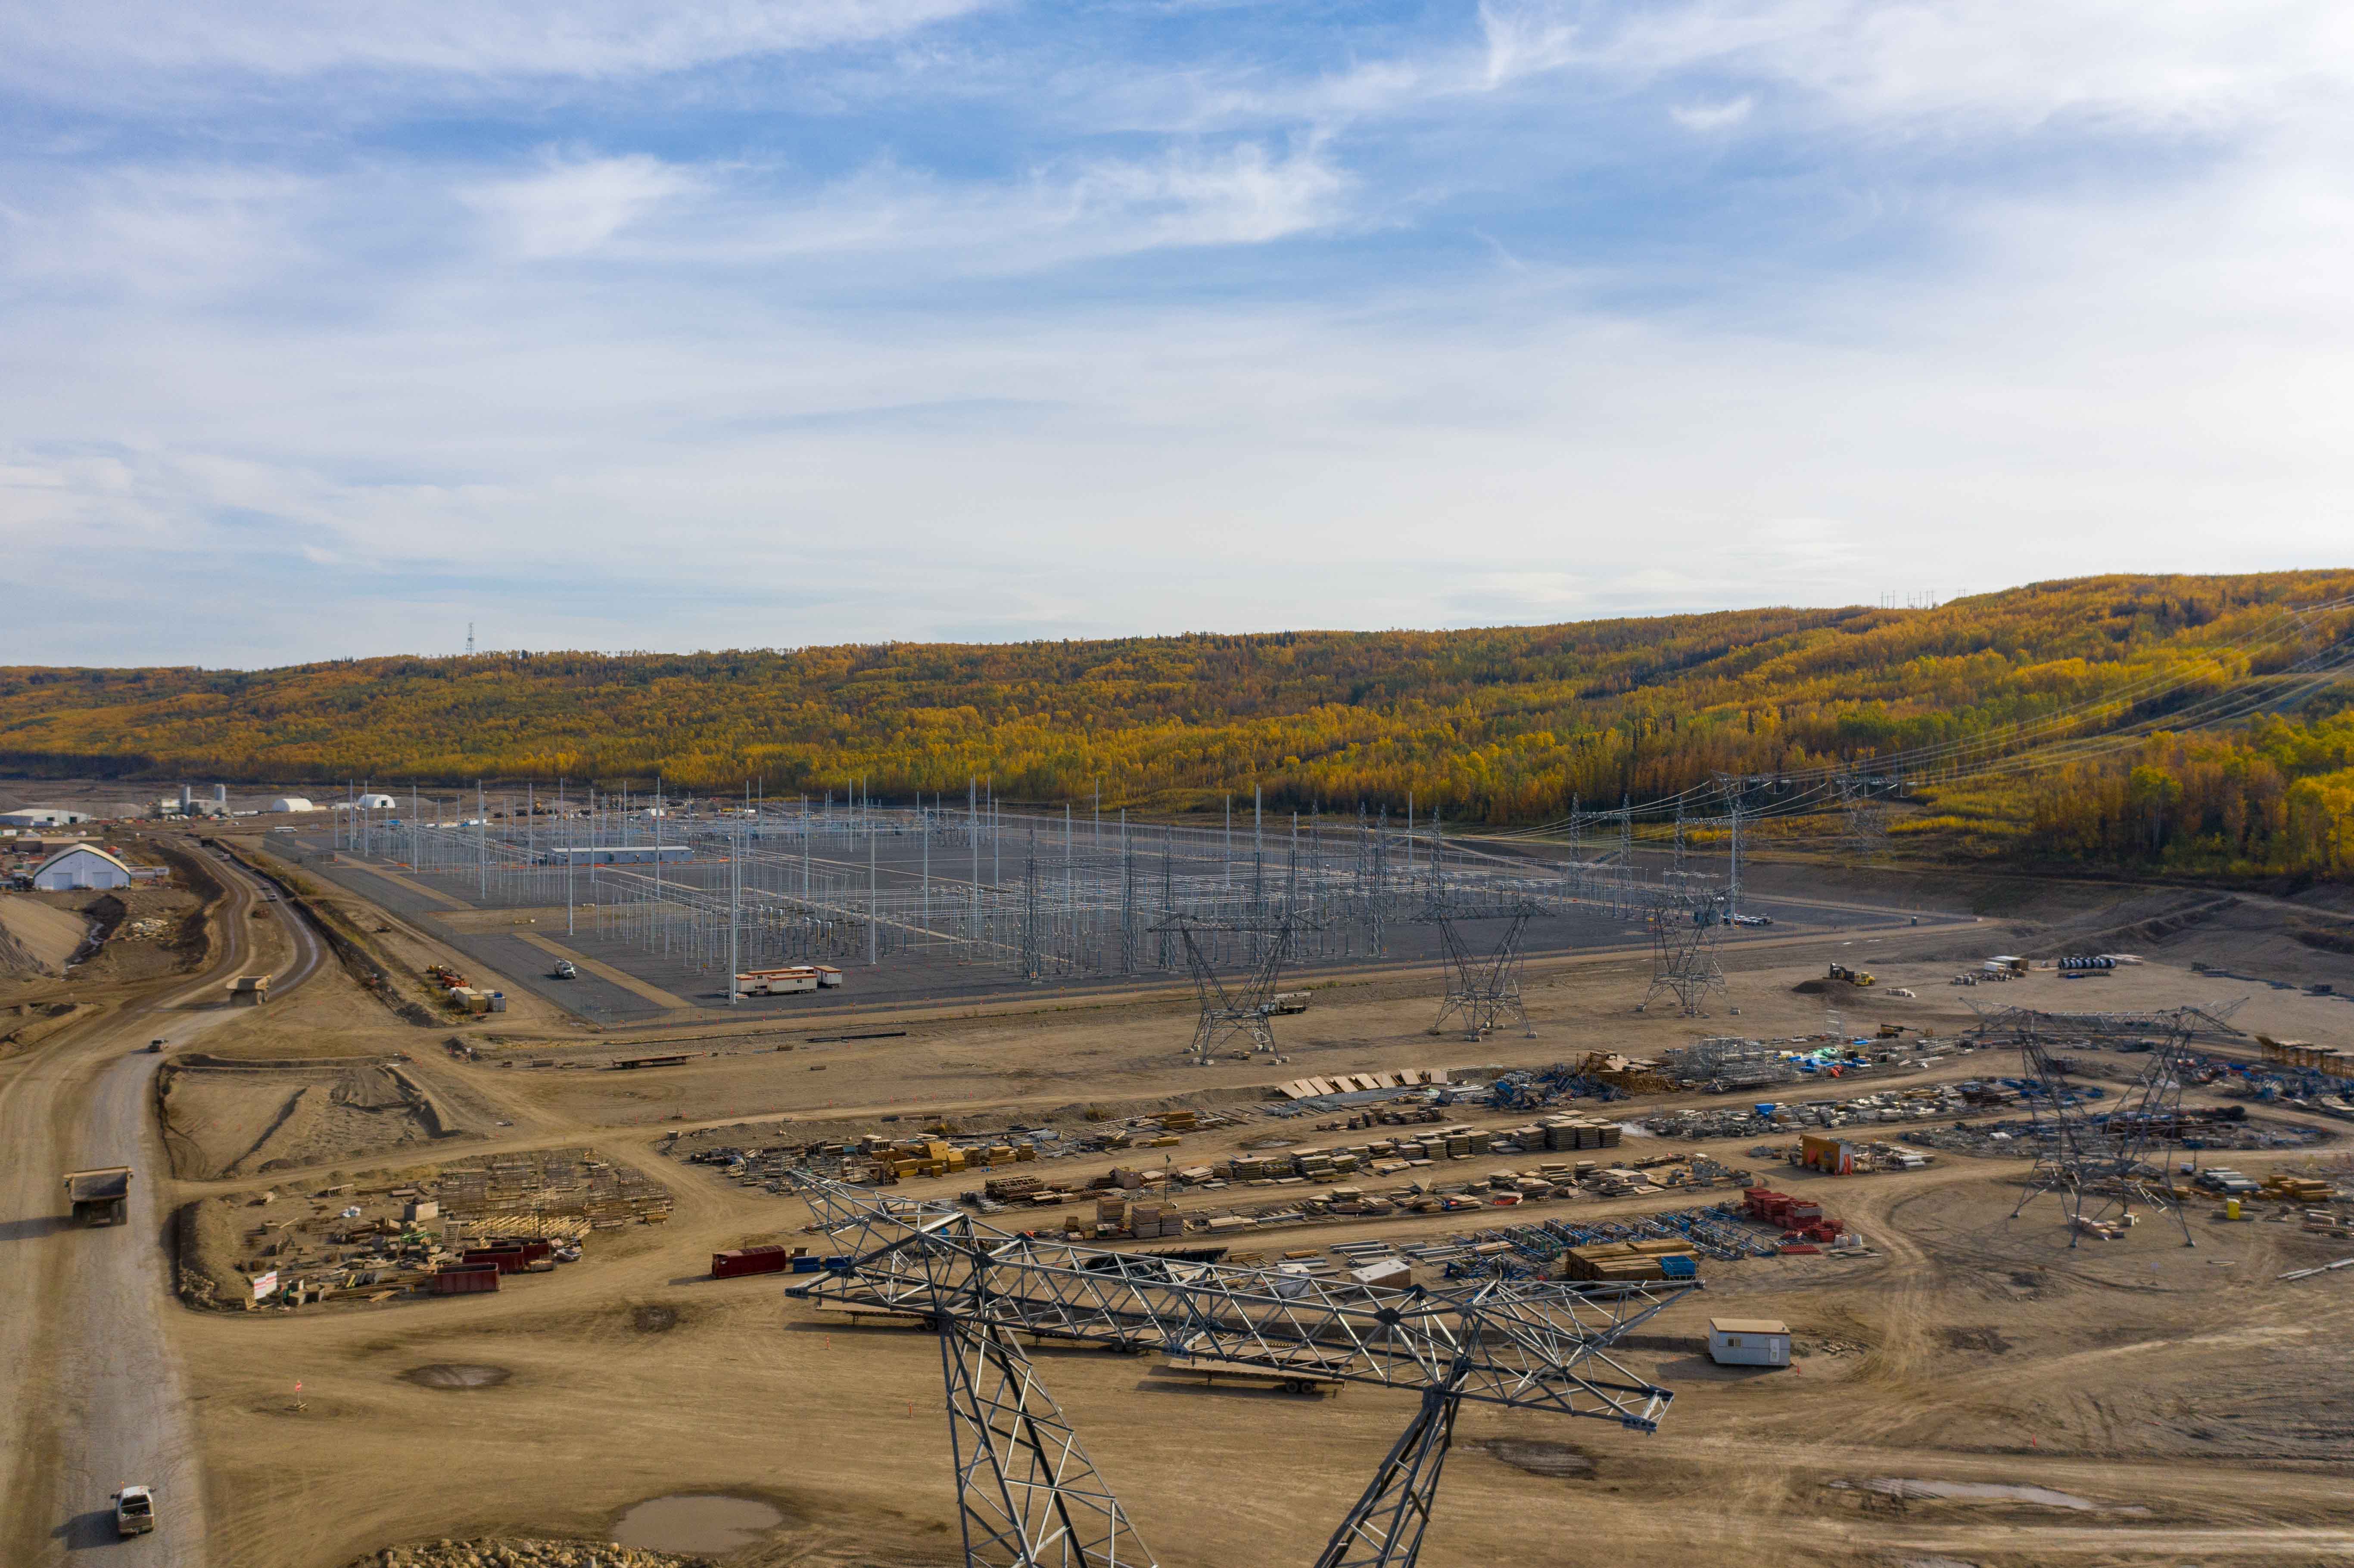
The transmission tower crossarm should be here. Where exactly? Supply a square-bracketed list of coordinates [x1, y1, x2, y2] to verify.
[785, 1173, 1689, 1427]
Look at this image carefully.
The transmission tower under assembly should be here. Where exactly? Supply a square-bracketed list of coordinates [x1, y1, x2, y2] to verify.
[785, 1171, 1693, 1568]
[1834, 774, 1895, 865]
[1155, 912, 1299, 1064]
[1635, 885, 1730, 1017]
[1969, 1004, 2200, 1247]
[1422, 896, 1540, 1041]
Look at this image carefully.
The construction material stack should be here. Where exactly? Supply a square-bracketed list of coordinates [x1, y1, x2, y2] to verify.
[1560, 1238, 1696, 1282]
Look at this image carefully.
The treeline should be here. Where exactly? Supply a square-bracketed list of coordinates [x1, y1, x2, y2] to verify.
[3, 571, 2351, 874]
[2007, 712, 2354, 877]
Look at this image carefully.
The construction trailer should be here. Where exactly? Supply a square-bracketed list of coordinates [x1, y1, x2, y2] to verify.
[1707, 1317, 1791, 1366]
[735, 964, 845, 997]
[63, 1166, 133, 1226]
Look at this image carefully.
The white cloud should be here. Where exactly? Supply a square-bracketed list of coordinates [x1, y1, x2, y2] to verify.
[1479, 1, 2354, 129]
[1670, 96, 1753, 131]
[0, 0, 990, 84]
[461, 153, 700, 259]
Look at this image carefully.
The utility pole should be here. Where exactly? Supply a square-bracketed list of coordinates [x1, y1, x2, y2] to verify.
[728, 815, 741, 1004]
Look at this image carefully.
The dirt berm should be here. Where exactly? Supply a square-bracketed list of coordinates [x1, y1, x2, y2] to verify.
[158, 1057, 472, 1180]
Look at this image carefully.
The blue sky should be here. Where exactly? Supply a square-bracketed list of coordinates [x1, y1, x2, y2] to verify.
[2, 1, 2350, 665]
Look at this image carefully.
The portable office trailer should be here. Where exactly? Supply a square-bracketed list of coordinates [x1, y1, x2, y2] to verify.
[1707, 1317, 1791, 1366]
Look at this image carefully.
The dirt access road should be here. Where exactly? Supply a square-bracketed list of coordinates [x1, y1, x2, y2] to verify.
[0, 839, 323, 1567]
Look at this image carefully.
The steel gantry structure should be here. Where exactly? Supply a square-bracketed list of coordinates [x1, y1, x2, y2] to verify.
[785, 1172, 1695, 1568]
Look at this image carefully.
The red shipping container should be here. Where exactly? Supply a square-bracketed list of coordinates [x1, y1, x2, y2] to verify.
[711, 1244, 797, 1280]
[463, 1248, 526, 1275]
[432, 1266, 501, 1295]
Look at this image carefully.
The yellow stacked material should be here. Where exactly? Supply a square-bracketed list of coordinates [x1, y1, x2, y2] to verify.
[1143, 1135, 1183, 1148]
[1559, 1242, 1688, 1282]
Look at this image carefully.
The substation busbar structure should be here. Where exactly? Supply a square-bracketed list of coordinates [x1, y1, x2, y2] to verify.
[783, 1171, 1696, 1568]
[320, 781, 1751, 1039]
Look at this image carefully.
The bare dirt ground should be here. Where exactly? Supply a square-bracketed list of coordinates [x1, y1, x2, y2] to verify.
[0, 893, 90, 974]
[12, 839, 2354, 1568]
[158, 1058, 477, 1181]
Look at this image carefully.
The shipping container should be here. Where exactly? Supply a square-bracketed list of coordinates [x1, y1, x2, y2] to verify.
[432, 1266, 501, 1295]
[711, 1244, 799, 1280]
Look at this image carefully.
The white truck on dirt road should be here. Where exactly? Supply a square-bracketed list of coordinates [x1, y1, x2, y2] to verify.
[112, 1485, 156, 1536]
[63, 1166, 133, 1226]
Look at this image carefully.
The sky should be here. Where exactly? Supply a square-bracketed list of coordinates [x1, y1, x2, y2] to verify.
[2, 1, 2351, 667]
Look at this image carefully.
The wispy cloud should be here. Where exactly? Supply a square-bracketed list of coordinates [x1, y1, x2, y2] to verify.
[461, 153, 702, 259]
[1670, 96, 1753, 131]
[0, 0, 992, 84]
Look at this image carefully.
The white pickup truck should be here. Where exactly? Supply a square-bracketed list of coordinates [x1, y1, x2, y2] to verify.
[112, 1485, 156, 1537]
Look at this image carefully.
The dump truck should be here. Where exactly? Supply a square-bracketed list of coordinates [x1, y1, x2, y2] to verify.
[227, 974, 270, 1004]
[64, 1166, 133, 1226]
[1828, 963, 1874, 987]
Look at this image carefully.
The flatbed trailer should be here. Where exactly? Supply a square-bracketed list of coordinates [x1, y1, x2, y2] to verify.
[1160, 1355, 1344, 1395]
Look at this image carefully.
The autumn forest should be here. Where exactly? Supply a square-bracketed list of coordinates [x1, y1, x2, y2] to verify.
[4, 572, 2351, 881]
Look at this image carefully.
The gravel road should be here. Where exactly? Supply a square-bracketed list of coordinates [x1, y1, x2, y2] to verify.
[0, 840, 323, 1565]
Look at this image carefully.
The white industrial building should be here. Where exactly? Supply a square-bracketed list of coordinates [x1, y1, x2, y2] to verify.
[32, 844, 134, 891]
[267, 797, 319, 813]
[1706, 1318, 1792, 1367]
[341, 793, 398, 811]
[1, 807, 92, 829]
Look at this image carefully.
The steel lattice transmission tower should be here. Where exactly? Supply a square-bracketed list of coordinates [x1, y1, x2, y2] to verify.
[1835, 774, 1895, 865]
[1155, 912, 1299, 1064]
[1635, 886, 1729, 1017]
[1972, 1005, 2198, 1247]
[785, 1171, 1692, 1568]
[1423, 899, 1539, 1041]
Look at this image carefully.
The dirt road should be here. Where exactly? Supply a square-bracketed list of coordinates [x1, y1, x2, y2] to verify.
[0, 841, 321, 1566]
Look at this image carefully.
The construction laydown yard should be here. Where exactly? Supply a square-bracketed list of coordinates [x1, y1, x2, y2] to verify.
[6, 818, 2354, 1568]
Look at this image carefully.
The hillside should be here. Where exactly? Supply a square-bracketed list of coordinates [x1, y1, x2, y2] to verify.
[3, 571, 2351, 876]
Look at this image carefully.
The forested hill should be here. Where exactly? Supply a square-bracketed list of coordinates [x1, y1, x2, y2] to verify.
[3, 571, 2352, 875]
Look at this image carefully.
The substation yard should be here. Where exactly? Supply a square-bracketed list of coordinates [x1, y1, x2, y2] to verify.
[18, 829, 2354, 1568]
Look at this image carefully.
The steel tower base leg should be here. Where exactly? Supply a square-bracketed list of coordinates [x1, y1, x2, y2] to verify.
[1313, 1378, 1465, 1568]
[940, 1319, 1158, 1567]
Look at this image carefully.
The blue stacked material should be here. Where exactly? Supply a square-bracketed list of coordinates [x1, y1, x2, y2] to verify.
[1489, 1062, 1625, 1110]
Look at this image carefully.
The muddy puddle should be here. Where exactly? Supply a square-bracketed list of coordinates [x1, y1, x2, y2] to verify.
[612, 1494, 784, 1554]
[1866, 1478, 2097, 1509]
[403, 1363, 512, 1390]
[1482, 1439, 1594, 1478]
